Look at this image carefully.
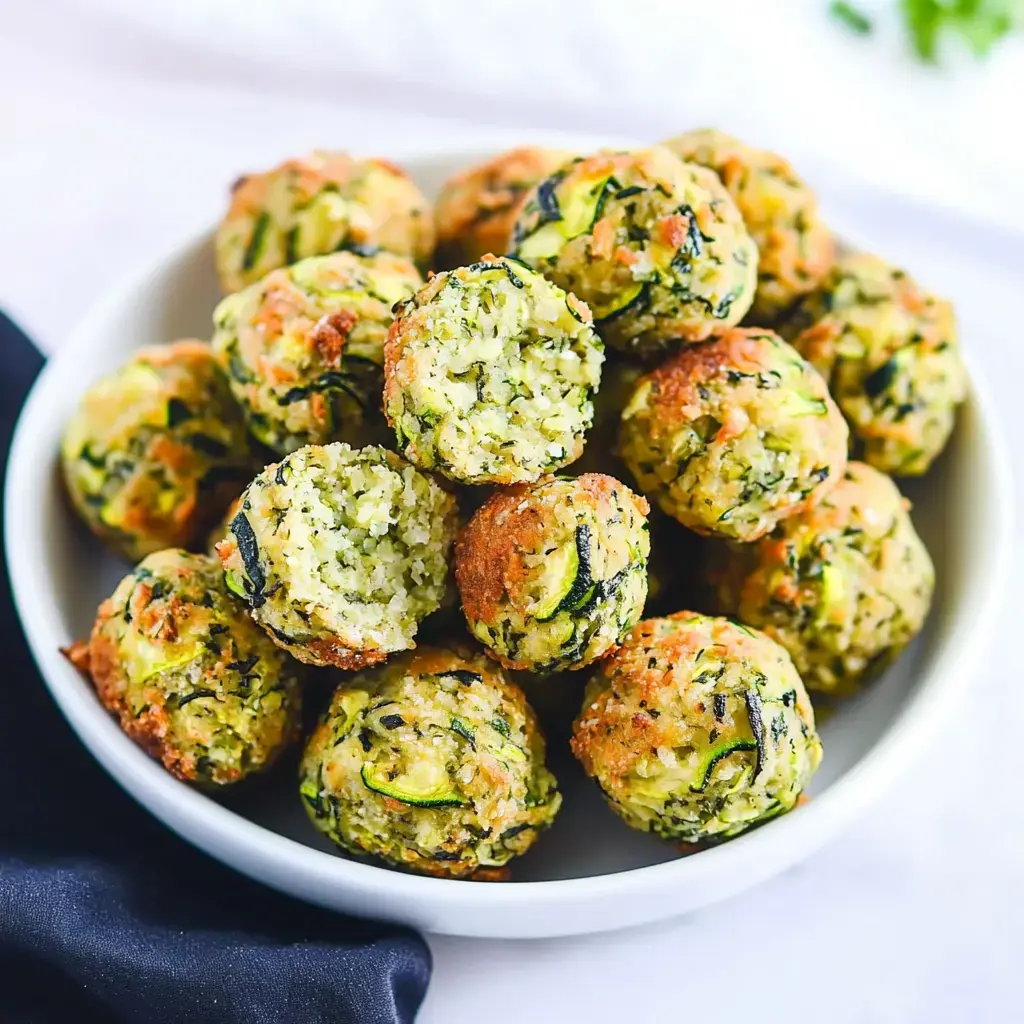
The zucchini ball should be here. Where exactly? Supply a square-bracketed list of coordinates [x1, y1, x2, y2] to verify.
[619, 328, 848, 542]
[662, 129, 835, 323]
[433, 146, 576, 270]
[455, 474, 650, 673]
[72, 549, 303, 785]
[299, 645, 561, 878]
[710, 461, 934, 695]
[61, 340, 255, 563]
[785, 252, 967, 476]
[212, 250, 423, 455]
[217, 443, 458, 670]
[383, 255, 604, 484]
[216, 151, 433, 292]
[512, 147, 758, 355]
[571, 612, 821, 845]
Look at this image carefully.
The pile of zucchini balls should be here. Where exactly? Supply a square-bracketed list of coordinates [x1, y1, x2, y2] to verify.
[61, 136, 964, 880]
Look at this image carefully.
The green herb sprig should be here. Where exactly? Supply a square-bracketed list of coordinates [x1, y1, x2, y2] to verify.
[830, 0, 1023, 62]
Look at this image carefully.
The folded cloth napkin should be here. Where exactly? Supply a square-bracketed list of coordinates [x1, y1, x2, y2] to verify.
[0, 311, 431, 1023]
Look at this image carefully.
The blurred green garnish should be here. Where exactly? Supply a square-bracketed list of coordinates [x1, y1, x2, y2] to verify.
[831, 0, 1022, 61]
[902, 0, 1020, 61]
[830, 1, 874, 34]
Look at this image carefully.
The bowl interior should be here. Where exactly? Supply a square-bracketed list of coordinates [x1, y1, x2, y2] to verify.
[5, 151, 1004, 934]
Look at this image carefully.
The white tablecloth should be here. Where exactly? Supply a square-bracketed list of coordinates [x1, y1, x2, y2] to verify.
[3, 4, 1021, 1020]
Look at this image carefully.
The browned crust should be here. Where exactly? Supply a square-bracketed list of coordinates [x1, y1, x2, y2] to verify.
[454, 482, 548, 625]
[300, 636, 389, 672]
[402, 645, 489, 680]
[76, 569, 303, 786]
[637, 328, 779, 425]
[131, 703, 207, 783]
[456, 474, 648, 628]
[312, 310, 358, 368]
[570, 611, 707, 782]
[397, 855, 512, 881]
[61, 638, 92, 677]
[224, 151, 357, 220]
[634, 337, 729, 424]
[382, 310, 413, 430]
[86, 604, 127, 713]
[83, 605, 203, 783]
[135, 338, 212, 367]
[569, 610, 782, 791]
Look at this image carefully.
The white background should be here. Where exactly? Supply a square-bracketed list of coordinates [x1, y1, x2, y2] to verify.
[3, 2, 1022, 1021]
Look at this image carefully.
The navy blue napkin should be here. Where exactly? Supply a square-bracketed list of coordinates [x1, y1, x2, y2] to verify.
[0, 311, 431, 1023]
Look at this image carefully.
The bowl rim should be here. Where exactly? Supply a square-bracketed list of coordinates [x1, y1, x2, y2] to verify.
[4, 194, 1014, 922]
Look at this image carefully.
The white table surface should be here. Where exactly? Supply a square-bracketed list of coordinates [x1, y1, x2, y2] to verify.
[3, 5, 1022, 1021]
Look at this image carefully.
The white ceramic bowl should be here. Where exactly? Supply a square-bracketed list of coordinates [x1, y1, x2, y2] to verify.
[5, 151, 1012, 939]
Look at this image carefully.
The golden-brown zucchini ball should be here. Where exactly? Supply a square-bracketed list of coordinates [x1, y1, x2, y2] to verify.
[299, 645, 561, 878]
[60, 340, 255, 563]
[70, 549, 303, 785]
[662, 129, 835, 322]
[455, 474, 650, 673]
[709, 461, 934, 695]
[212, 250, 423, 454]
[785, 252, 967, 476]
[571, 612, 821, 845]
[217, 443, 458, 670]
[619, 328, 848, 541]
[512, 147, 758, 355]
[384, 255, 604, 484]
[433, 146, 576, 269]
[215, 151, 433, 292]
